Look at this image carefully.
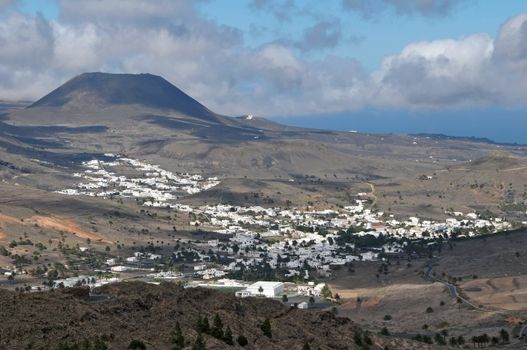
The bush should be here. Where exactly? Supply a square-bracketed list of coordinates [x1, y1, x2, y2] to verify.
[237, 335, 248, 346]
[261, 318, 272, 338]
[127, 340, 146, 350]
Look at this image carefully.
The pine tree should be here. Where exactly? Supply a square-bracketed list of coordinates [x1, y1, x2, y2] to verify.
[172, 321, 185, 350]
[223, 326, 234, 345]
[196, 315, 210, 334]
[211, 314, 224, 339]
[499, 329, 509, 343]
[261, 318, 272, 338]
[192, 333, 206, 350]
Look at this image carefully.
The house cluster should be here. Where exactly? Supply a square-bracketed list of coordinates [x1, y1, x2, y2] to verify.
[99, 199, 512, 284]
[56, 154, 220, 205]
[51, 275, 120, 288]
[161, 201, 512, 279]
[51, 155, 514, 285]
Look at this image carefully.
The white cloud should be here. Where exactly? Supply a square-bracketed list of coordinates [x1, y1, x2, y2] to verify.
[369, 14, 527, 109]
[0, 2, 526, 116]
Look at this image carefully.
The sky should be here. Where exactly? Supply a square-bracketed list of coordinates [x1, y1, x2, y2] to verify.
[1, 0, 527, 142]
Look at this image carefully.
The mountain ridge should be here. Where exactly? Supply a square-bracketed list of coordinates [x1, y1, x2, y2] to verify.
[28, 72, 219, 122]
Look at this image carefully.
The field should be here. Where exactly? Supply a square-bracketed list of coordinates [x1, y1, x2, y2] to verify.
[326, 229, 527, 346]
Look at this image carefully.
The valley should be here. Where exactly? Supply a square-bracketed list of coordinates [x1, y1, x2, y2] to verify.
[1, 73, 527, 348]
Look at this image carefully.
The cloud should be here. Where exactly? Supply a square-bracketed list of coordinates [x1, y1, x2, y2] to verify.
[0, 2, 526, 117]
[342, 0, 469, 17]
[249, 0, 297, 21]
[0, 0, 12, 10]
[296, 20, 342, 51]
[369, 14, 527, 109]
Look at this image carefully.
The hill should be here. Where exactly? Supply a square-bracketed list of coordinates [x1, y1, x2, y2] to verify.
[0, 281, 427, 349]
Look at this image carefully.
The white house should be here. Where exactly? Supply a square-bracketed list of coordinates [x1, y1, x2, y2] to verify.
[245, 281, 284, 298]
[297, 301, 309, 309]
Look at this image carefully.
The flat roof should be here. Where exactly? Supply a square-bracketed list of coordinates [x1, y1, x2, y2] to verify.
[248, 281, 284, 288]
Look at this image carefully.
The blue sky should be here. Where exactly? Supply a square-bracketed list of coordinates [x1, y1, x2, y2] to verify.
[16, 0, 527, 71]
[199, 0, 527, 70]
[2, 0, 527, 143]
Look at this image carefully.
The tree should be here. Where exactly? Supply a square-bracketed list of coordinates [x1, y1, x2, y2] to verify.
[261, 318, 272, 338]
[258, 285, 264, 296]
[434, 333, 446, 345]
[425, 306, 434, 313]
[196, 315, 210, 334]
[353, 333, 363, 346]
[236, 334, 249, 347]
[172, 322, 185, 350]
[302, 342, 311, 350]
[192, 333, 205, 350]
[320, 284, 333, 299]
[499, 328, 509, 343]
[380, 327, 390, 336]
[92, 338, 108, 350]
[223, 326, 234, 345]
[211, 314, 224, 339]
[491, 336, 500, 346]
[449, 337, 457, 347]
[127, 340, 146, 350]
[457, 335, 465, 346]
[237, 335, 248, 347]
[282, 294, 288, 303]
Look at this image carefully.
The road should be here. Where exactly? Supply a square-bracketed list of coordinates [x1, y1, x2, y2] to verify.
[426, 265, 485, 311]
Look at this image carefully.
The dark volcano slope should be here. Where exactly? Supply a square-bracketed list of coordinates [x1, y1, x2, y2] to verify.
[29, 72, 218, 121]
[0, 282, 428, 350]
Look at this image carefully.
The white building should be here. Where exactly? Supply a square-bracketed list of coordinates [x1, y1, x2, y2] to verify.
[245, 281, 284, 298]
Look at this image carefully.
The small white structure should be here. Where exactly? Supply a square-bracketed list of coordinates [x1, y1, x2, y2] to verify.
[297, 301, 309, 309]
[235, 290, 252, 298]
[245, 281, 284, 298]
[110, 265, 129, 272]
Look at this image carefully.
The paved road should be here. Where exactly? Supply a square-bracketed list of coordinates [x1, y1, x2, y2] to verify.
[426, 265, 484, 310]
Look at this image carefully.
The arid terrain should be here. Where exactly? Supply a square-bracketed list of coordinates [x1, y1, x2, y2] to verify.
[1, 73, 527, 349]
[0, 281, 430, 350]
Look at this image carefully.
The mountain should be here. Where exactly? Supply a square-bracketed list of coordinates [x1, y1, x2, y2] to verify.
[28, 72, 218, 121]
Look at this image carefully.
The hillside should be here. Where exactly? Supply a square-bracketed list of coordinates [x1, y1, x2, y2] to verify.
[0, 282, 428, 350]
[1, 72, 527, 220]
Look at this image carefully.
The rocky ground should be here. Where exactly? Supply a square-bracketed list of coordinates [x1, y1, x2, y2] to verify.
[0, 281, 431, 350]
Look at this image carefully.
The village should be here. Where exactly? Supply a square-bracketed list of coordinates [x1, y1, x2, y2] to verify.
[2, 155, 517, 304]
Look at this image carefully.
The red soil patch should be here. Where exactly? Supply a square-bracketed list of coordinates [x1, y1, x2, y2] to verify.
[29, 216, 113, 244]
[0, 213, 22, 226]
[0, 231, 6, 240]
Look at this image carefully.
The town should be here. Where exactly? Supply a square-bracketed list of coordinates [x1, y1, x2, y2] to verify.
[0, 155, 507, 302]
